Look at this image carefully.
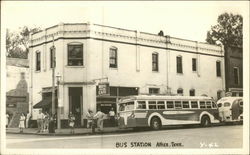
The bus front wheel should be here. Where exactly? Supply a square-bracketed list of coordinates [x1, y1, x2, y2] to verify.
[200, 115, 211, 127]
[150, 117, 161, 130]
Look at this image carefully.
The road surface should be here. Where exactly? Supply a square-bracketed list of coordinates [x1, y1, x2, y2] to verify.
[6, 125, 242, 149]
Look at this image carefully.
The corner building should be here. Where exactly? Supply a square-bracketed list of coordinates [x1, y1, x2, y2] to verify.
[29, 22, 225, 127]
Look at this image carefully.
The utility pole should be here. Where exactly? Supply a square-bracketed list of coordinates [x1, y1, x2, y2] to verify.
[51, 35, 56, 116]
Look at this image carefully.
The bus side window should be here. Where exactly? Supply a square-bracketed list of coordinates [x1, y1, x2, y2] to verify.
[149, 101, 157, 109]
[167, 101, 174, 109]
[175, 101, 182, 109]
[206, 101, 212, 109]
[157, 101, 165, 109]
[182, 101, 190, 109]
[191, 101, 198, 108]
[137, 101, 146, 109]
[200, 101, 206, 109]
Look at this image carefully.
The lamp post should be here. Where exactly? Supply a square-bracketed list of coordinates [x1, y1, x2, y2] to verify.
[56, 72, 62, 129]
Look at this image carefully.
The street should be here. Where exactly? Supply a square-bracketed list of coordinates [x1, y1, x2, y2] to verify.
[6, 125, 242, 149]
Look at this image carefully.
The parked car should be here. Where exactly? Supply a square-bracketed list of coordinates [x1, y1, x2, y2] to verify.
[217, 97, 243, 123]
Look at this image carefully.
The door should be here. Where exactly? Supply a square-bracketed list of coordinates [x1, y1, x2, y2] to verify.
[69, 87, 82, 127]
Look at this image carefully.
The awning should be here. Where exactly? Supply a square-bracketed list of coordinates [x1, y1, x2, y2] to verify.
[33, 98, 55, 109]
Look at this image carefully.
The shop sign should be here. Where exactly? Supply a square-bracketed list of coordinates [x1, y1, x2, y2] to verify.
[98, 82, 110, 96]
[7, 103, 16, 108]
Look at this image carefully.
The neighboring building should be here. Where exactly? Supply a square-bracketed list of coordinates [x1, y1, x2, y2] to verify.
[224, 46, 243, 97]
[29, 22, 225, 127]
[6, 58, 29, 127]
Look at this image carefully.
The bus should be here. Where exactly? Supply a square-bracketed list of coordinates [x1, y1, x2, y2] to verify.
[117, 95, 220, 130]
[217, 97, 243, 123]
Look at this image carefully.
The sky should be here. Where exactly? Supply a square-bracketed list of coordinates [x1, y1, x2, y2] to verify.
[1, 1, 249, 42]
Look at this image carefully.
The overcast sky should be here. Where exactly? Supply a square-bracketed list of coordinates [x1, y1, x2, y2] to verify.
[2, 1, 248, 42]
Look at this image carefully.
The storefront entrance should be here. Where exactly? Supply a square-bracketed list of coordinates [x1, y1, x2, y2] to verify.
[69, 87, 82, 127]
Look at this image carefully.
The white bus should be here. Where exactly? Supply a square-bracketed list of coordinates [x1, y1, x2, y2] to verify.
[117, 95, 220, 130]
[217, 97, 243, 123]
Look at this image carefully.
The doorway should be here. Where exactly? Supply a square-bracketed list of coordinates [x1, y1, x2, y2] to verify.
[69, 87, 82, 127]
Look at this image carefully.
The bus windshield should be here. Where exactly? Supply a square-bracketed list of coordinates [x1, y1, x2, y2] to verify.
[118, 102, 134, 111]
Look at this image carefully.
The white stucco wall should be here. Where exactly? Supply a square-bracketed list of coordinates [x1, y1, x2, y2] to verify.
[29, 22, 225, 120]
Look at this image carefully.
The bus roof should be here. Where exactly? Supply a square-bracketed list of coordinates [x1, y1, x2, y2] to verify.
[118, 95, 213, 103]
[217, 97, 243, 103]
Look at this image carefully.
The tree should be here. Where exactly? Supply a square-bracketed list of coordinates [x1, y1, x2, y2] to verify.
[6, 26, 41, 59]
[206, 13, 243, 47]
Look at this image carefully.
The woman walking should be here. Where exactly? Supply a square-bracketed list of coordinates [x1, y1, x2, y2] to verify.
[68, 112, 75, 134]
[19, 113, 26, 133]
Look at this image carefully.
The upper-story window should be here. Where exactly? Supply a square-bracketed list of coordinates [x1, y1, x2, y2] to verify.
[233, 67, 239, 85]
[192, 58, 197, 72]
[189, 89, 195, 96]
[36, 51, 41, 71]
[152, 53, 159, 71]
[68, 44, 83, 66]
[50, 46, 56, 68]
[109, 47, 117, 68]
[177, 56, 183, 74]
[177, 88, 183, 96]
[149, 88, 160, 95]
[216, 61, 221, 77]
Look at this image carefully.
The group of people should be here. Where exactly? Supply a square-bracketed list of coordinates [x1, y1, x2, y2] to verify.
[68, 107, 116, 134]
[36, 110, 55, 133]
[6, 112, 29, 133]
[13, 107, 116, 134]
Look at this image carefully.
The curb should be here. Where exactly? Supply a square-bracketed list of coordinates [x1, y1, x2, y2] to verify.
[6, 129, 132, 136]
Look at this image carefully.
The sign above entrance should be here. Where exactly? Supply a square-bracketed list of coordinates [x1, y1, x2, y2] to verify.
[97, 82, 110, 96]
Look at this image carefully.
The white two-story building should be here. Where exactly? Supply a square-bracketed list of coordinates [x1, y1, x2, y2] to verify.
[29, 22, 225, 127]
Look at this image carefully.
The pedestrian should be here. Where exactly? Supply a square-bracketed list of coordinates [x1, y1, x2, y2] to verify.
[94, 108, 105, 132]
[6, 113, 9, 128]
[36, 110, 44, 133]
[43, 112, 50, 132]
[109, 107, 116, 127]
[19, 113, 26, 133]
[75, 107, 80, 127]
[86, 109, 95, 133]
[68, 112, 75, 134]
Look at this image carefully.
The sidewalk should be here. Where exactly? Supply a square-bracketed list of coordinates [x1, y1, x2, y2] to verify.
[6, 127, 132, 136]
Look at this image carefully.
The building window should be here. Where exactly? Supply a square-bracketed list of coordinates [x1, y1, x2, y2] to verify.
[192, 58, 197, 71]
[177, 56, 183, 73]
[149, 88, 160, 94]
[68, 44, 83, 66]
[216, 61, 221, 77]
[233, 67, 239, 85]
[177, 88, 183, 96]
[189, 89, 195, 96]
[50, 46, 56, 68]
[152, 53, 159, 71]
[109, 47, 117, 68]
[36, 51, 41, 71]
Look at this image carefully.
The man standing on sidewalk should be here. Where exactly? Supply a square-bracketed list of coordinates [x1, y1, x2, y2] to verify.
[94, 108, 105, 132]
[36, 110, 44, 133]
